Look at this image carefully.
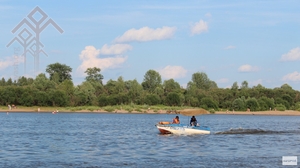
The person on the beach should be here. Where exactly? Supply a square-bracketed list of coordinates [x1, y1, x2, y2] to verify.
[172, 116, 180, 124]
[190, 116, 197, 126]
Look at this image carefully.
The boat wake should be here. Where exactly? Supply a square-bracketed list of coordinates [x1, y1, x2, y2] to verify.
[214, 128, 300, 135]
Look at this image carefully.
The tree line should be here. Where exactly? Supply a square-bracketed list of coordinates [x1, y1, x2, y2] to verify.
[1, 62, 300, 112]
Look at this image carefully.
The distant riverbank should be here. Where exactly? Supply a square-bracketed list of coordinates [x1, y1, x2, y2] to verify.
[215, 110, 300, 116]
[1, 106, 300, 116]
[0, 106, 170, 114]
[1, 108, 168, 114]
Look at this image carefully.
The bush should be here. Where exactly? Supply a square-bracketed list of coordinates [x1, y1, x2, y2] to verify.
[232, 98, 246, 111]
[245, 98, 259, 111]
[87, 106, 98, 111]
[165, 92, 181, 106]
[145, 94, 161, 105]
[98, 95, 108, 107]
[200, 97, 218, 110]
[275, 104, 286, 111]
[294, 102, 300, 111]
[124, 107, 133, 112]
[104, 106, 115, 112]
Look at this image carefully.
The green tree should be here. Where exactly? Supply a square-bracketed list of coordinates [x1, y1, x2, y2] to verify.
[32, 73, 56, 91]
[163, 79, 181, 94]
[17, 76, 29, 86]
[231, 82, 239, 90]
[200, 97, 218, 110]
[241, 80, 249, 89]
[145, 94, 161, 105]
[188, 72, 217, 90]
[58, 80, 74, 96]
[85, 67, 104, 84]
[165, 92, 181, 106]
[142, 70, 162, 93]
[98, 95, 109, 107]
[49, 89, 68, 106]
[210, 81, 218, 89]
[57, 80, 74, 105]
[154, 87, 164, 101]
[90, 81, 104, 97]
[116, 76, 126, 94]
[258, 96, 275, 111]
[294, 102, 300, 110]
[275, 97, 290, 109]
[126, 79, 143, 103]
[105, 79, 118, 95]
[213, 88, 233, 109]
[6, 78, 13, 85]
[46, 62, 72, 83]
[33, 90, 50, 106]
[73, 81, 96, 106]
[253, 84, 265, 89]
[232, 97, 246, 111]
[0, 77, 5, 86]
[245, 98, 259, 111]
[0, 86, 15, 105]
[27, 78, 34, 85]
[51, 72, 60, 84]
[281, 83, 293, 90]
[189, 97, 199, 107]
[19, 88, 34, 106]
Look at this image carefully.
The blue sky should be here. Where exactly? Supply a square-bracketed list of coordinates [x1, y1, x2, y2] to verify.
[1, 0, 300, 90]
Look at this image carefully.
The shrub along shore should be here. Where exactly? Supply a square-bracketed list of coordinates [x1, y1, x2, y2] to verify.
[1, 105, 300, 115]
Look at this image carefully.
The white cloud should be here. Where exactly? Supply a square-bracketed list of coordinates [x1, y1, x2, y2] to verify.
[238, 64, 259, 72]
[0, 56, 24, 70]
[282, 71, 300, 81]
[158, 65, 187, 79]
[281, 47, 300, 61]
[191, 20, 208, 35]
[224, 45, 236, 50]
[114, 26, 176, 43]
[218, 78, 229, 83]
[77, 46, 127, 76]
[100, 44, 132, 55]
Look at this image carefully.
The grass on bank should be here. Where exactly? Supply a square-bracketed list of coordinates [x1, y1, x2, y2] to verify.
[0, 105, 199, 113]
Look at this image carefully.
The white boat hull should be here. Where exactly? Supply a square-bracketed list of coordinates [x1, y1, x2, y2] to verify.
[156, 124, 210, 135]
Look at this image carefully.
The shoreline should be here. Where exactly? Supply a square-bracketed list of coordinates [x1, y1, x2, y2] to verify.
[215, 110, 300, 116]
[0, 108, 170, 114]
[1, 108, 300, 116]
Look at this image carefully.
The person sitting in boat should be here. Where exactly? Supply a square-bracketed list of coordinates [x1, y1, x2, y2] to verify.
[172, 116, 180, 124]
[190, 116, 197, 126]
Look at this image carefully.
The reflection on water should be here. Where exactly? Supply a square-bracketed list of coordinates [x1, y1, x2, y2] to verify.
[214, 128, 300, 134]
[0, 113, 300, 167]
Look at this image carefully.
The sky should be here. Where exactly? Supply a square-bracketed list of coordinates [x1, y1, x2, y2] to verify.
[0, 0, 300, 90]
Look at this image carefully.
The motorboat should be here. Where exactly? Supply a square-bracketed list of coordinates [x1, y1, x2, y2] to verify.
[156, 109, 211, 135]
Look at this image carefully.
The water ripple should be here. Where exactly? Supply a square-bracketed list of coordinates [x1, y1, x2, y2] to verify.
[0, 113, 299, 167]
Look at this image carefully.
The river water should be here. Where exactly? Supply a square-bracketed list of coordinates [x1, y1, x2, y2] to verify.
[0, 112, 299, 168]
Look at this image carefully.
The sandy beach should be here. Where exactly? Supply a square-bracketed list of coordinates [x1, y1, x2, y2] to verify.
[0, 107, 169, 114]
[1, 107, 300, 116]
[215, 110, 300, 116]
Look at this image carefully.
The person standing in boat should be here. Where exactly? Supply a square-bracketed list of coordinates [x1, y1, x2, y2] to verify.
[190, 116, 197, 126]
[172, 116, 180, 124]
